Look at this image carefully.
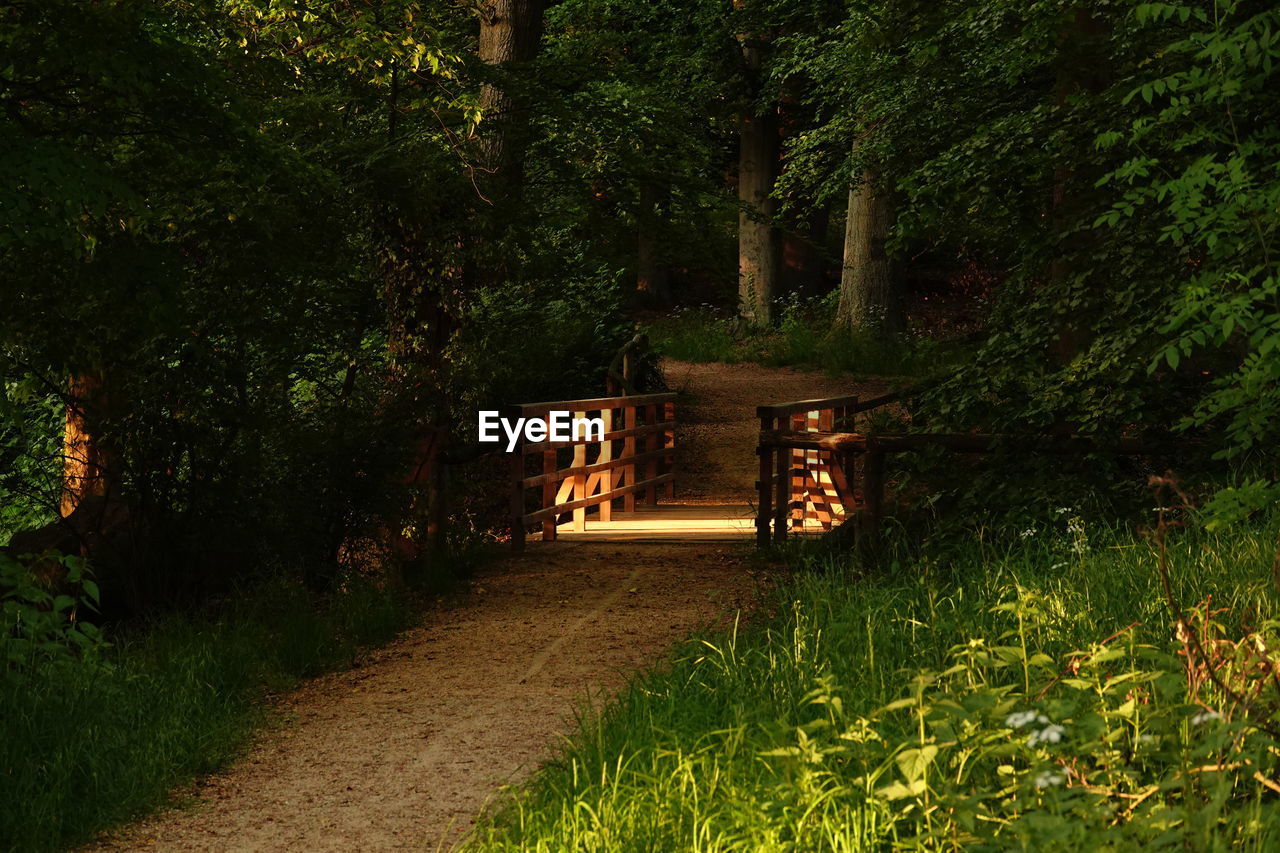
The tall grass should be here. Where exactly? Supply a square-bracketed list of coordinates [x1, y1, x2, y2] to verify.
[470, 514, 1280, 851]
[0, 576, 413, 852]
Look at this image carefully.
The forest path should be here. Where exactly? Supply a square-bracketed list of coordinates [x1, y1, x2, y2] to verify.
[88, 359, 883, 852]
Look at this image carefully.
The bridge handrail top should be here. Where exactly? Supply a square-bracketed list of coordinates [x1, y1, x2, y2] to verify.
[512, 392, 676, 416]
[758, 390, 908, 419]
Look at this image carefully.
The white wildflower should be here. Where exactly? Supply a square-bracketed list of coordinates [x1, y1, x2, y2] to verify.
[1020, 527, 1037, 538]
[1138, 733, 1158, 745]
[1191, 710, 1222, 726]
[1005, 710, 1040, 728]
[1034, 770, 1065, 789]
[1028, 724, 1066, 747]
[1050, 562, 1067, 570]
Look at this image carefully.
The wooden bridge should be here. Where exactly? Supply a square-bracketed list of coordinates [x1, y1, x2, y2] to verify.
[506, 388, 896, 547]
[503, 377, 1174, 548]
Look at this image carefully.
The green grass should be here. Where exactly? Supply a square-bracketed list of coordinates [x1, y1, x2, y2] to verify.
[469, 514, 1280, 851]
[643, 305, 969, 378]
[0, 575, 416, 852]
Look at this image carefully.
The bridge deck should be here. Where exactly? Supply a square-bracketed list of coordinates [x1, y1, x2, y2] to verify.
[538, 504, 757, 542]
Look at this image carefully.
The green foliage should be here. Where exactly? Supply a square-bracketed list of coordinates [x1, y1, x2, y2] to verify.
[1099, 3, 1280, 477]
[644, 300, 968, 378]
[471, 515, 1280, 851]
[1, 552, 106, 675]
[0, 572, 416, 852]
[0, 387, 60, 541]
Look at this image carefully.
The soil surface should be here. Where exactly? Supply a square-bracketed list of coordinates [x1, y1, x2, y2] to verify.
[667, 360, 883, 504]
[88, 359, 885, 852]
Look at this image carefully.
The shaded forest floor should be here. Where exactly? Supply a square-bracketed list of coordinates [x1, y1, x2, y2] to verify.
[86, 360, 885, 852]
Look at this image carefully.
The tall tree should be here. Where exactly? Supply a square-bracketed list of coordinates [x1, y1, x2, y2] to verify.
[59, 374, 111, 518]
[736, 32, 781, 324]
[477, 0, 546, 206]
[836, 157, 899, 336]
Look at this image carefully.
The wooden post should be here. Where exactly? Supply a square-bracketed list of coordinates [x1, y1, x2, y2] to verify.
[663, 400, 676, 501]
[774, 433, 788, 543]
[757, 412, 774, 547]
[572, 409, 587, 531]
[624, 403, 637, 512]
[788, 409, 798, 525]
[644, 403, 659, 505]
[509, 442, 526, 551]
[862, 442, 885, 542]
[541, 443, 558, 541]
[598, 408, 613, 523]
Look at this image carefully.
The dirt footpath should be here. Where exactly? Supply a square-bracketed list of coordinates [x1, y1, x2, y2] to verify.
[668, 360, 883, 504]
[88, 359, 881, 852]
[90, 544, 757, 852]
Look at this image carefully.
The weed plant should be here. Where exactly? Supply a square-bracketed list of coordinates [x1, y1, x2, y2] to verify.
[471, 510, 1280, 851]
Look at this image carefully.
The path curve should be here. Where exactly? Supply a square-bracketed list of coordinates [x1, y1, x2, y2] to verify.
[88, 359, 884, 851]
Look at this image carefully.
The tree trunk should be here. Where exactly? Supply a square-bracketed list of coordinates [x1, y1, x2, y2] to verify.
[60, 373, 111, 517]
[736, 40, 780, 325]
[477, 0, 545, 204]
[836, 164, 900, 336]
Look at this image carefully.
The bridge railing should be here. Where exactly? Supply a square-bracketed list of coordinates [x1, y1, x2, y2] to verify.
[755, 390, 903, 546]
[757, 386, 1192, 547]
[509, 392, 676, 549]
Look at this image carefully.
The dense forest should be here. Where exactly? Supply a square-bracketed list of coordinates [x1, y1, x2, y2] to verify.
[3, 0, 1280, 850]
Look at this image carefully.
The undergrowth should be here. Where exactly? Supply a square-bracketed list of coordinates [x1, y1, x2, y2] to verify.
[0, 564, 426, 852]
[643, 300, 969, 378]
[470, 509, 1280, 851]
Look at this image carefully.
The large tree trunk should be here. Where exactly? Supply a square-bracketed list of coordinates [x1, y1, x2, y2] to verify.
[60, 373, 111, 518]
[736, 40, 780, 325]
[836, 164, 900, 337]
[477, 0, 545, 205]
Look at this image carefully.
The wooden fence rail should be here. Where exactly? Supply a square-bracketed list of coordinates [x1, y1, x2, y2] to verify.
[757, 392, 1193, 547]
[755, 391, 905, 546]
[509, 392, 676, 550]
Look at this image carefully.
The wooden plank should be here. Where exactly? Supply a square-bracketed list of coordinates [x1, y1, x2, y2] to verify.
[644, 403, 659, 505]
[623, 404, 637, 512]
[862, 448, 885, 541]
[599, 408, 613, 523]
[572, 410, 586, 532]
[788, 409, 798, 525]
[520, 447, 674, 489]
[663, 400, 676, 500]
[514, 392, 675, 417]
[761, 432, 1182, 454]
[535, 421, 669, 451]
[522, 473, 677, 524]
[541, 447, 557, 541]
[773, 431, 788, 543]
[757, 395, 863, 419]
